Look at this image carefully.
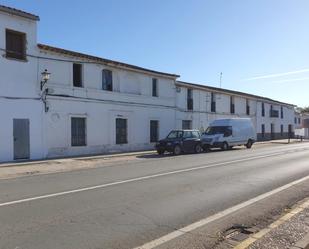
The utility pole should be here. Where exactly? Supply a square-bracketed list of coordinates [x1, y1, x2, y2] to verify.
[219, 72, 223, 88]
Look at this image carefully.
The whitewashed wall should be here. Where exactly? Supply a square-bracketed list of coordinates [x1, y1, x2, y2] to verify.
[0, 11, 44, 162]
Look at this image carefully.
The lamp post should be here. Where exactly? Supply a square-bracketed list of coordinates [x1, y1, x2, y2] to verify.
[40, 69, 51, 90]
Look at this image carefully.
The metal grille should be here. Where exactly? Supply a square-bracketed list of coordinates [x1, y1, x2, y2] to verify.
[71, 117, 86, 146]
[150, 120, 159, 142]
[116, 118, 128, 144]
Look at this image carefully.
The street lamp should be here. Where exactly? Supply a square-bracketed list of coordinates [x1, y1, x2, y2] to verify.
[40, 69, 51, 90]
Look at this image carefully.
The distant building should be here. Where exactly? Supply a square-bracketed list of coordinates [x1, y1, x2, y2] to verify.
[0, 5, 298, 162]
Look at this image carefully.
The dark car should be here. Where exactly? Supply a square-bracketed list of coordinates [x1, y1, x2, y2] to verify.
[155, 130, 202, 155]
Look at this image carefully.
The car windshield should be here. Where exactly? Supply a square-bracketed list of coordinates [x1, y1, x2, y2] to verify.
[167, 130, 183, 139]
[205, 126, 231, 135]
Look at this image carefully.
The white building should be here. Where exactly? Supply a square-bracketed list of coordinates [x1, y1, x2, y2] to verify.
[0, 5, 298, 162]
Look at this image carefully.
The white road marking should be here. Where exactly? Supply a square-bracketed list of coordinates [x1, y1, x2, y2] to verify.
[133, 174, 309, 249]
[0, 150, 295, 208]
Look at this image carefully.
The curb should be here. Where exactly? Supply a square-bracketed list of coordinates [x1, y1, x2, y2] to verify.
[233, 198, 309, 249]
[0, 150, 156, 168]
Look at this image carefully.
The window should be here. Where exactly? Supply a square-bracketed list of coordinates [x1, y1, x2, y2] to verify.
[246, 99, 250, 115]
[116, 118, 127, 144]
[182, 120, 192, 130]
[205, 126, 232, 137]
[211, 92, 216, 112]
[187, 89, 193, 110]
[261, 124, 265, 138]
[262, 103, 265, 117]
[281, 124, 284, 136]
[299, 118, 301, 124]
[191, 131, 200, 138]
[230, 96, 235, 114]
[152, 78, 158, 97]
[281, 106, 284, 119]
[102, 69, 113, 91]
[73, 63, 83, 87]
[167, 130, 183, 139]
[6, 29, 26, 60]
[150, 120, 159, 143]
[71, 117, 86, 146]
[295, 117, 297, 124]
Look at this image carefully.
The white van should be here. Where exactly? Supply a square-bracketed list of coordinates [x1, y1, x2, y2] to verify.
[201, 118, 256, 150]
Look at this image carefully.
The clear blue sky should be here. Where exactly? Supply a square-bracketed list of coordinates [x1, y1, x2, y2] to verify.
[2, 0, 309, 107]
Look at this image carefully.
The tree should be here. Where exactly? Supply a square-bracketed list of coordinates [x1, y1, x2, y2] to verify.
[296, 106, 309, 114]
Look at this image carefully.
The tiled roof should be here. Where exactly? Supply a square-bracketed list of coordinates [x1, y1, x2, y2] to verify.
[0, 5, 39, 21]
[38, 44, 180, 78]
[177, 81, 295, 107]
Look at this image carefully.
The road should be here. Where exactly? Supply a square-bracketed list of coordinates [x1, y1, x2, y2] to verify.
[0, 142, 309, 249]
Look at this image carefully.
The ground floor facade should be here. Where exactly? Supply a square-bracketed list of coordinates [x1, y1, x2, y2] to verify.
[0, 98, 297, 162]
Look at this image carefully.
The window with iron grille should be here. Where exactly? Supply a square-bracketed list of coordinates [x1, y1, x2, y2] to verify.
[261, 124, 265, 138]
[187, 89, 193, 110]
[182, 120, 192, 130]
[150, 120, 159, 142]
[102, 69, 113, 91]
[71, 117, 86, 146]
[230, 96, 235, 114]
[73, 63, 83, 87]
[211, 92, 216, 112]
[152, 78, 158, 97]
[6, 29, 26, 60]
[246, 99, 250, 115]
[116, 118, 128, 144]
[262, 103, 265, 117]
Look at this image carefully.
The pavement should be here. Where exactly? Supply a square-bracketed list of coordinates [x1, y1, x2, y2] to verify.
[0, 140, 308, 248]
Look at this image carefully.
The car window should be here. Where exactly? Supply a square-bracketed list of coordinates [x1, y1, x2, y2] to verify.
[183, 131, 192, 138]
[191, 131, 200, 138]
[167, 131, 183, 139]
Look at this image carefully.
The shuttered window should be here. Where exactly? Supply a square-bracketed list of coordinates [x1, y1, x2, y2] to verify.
[102, 69, 113, 91]
[73, 63, 83, 87]
[152, 78, 158, 97]
[6, 29, 26, 60]
[71, 117, 86, 146]
[116, 118, 128, 144]
[211, 93, 216, 112]
[150, 120, 159, 142]
[230, 96, 235, 114]
[182, 120, 192, 130]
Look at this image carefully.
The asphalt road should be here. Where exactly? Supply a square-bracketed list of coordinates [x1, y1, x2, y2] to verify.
[0, 142, 309, 249]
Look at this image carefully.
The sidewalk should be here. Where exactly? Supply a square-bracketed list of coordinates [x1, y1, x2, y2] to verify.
[233, 198, 309, 249]
[0, 150, 155, 180]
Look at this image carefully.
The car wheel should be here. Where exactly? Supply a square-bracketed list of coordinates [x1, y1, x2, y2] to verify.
[203, 145, 210, 152]
[195, 144, 202, 153]
[221, 142, 229, 151]
[157, 149, 165, 155]
[173, 145, 182, 155]
[246, 139, 253, 149]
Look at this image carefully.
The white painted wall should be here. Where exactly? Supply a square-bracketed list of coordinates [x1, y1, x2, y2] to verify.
[0, 11, 44, 162]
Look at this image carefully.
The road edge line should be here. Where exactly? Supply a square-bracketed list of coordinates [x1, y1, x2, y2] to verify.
[132, 175, 309, 249]
[233, 198, 309, 249]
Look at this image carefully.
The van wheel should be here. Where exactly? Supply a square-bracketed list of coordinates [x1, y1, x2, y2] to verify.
[173, 145, 182, 155]
[246, 139, 253, 149]
[221, 142, 229, 151]
[195, 144, 202, 153]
